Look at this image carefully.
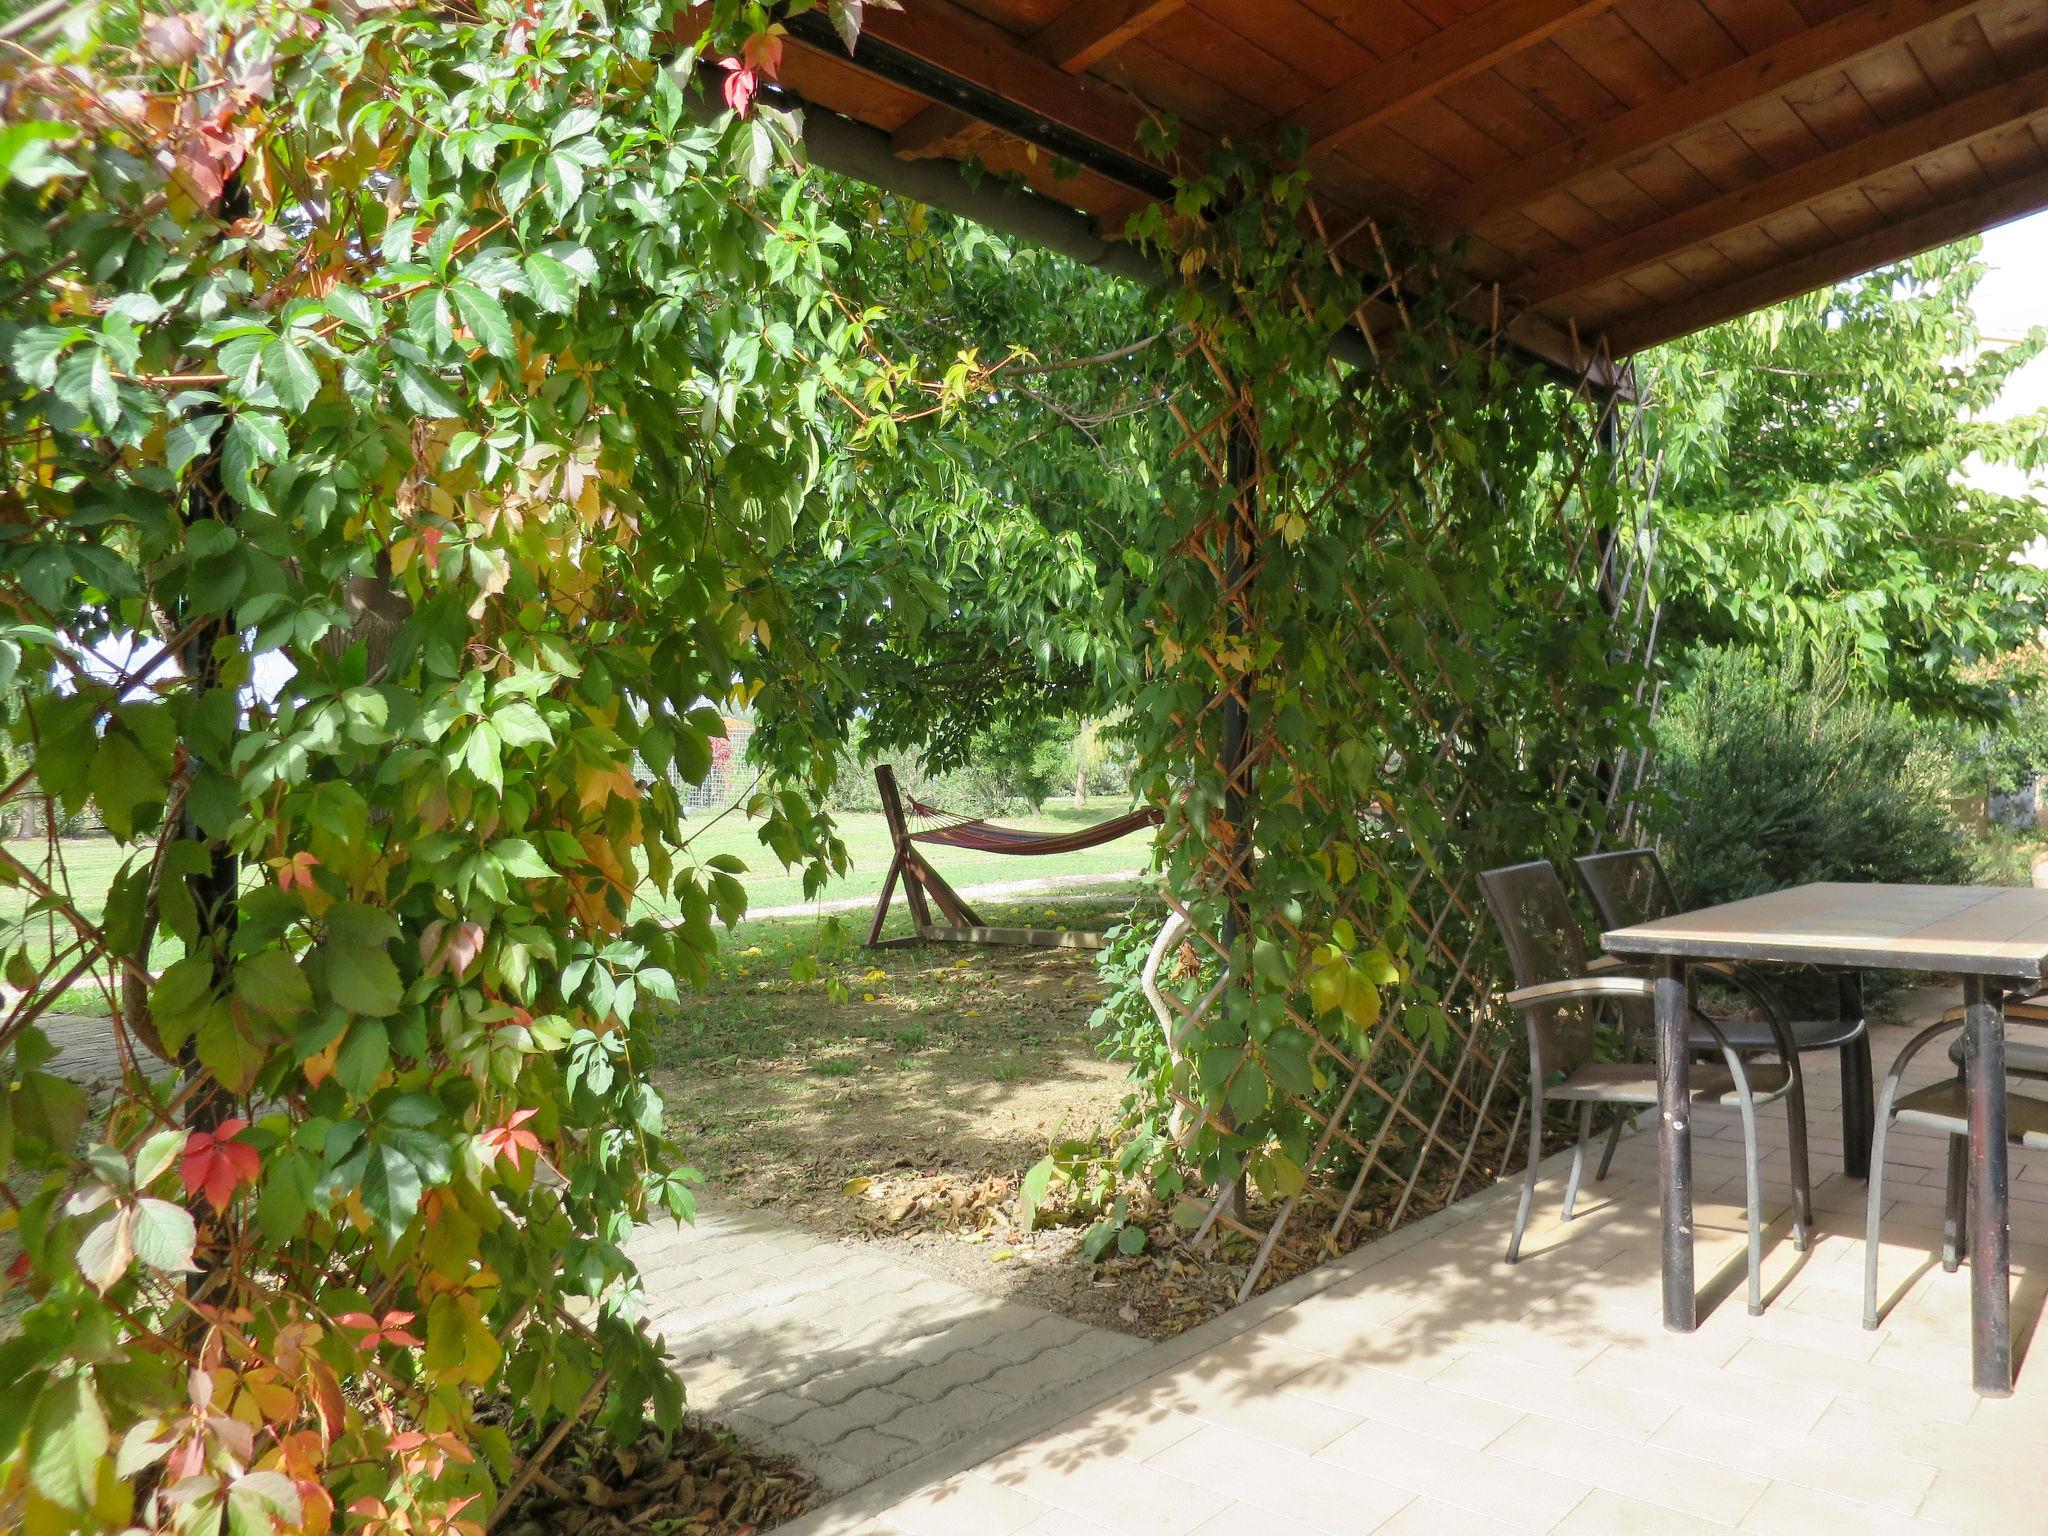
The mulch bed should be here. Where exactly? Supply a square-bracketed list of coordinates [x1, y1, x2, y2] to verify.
[491, 1412, 814, 1536]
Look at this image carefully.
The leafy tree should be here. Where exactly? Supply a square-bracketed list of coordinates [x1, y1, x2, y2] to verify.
[1644, 239, 2048, 717]
[1655, 642, 1972, 910]
[748, 185, 1172, 778]
[0, 1, 895, 1530]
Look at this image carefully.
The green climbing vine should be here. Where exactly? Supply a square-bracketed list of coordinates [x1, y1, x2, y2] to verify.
[1115, 139, 1653, 1224]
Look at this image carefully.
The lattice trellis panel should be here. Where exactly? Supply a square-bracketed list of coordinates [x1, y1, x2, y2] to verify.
[1139, 205, 1659, 1301]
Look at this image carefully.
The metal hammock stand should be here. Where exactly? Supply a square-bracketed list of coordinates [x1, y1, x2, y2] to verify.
[865, 763, 1161, 950]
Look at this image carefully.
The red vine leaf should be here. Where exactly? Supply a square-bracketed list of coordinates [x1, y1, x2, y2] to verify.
[180, 1117, 261, 1211]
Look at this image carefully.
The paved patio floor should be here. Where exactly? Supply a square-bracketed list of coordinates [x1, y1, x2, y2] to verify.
[810, 1007, 2048, 1535]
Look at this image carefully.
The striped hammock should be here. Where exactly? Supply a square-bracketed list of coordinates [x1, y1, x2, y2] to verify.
[905, 796, 1161, 856]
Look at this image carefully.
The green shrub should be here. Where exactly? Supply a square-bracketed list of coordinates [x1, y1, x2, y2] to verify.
[1654, 644, 1972, 907]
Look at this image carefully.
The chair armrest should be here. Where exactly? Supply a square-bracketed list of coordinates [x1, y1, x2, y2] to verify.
[1690, 961, 1804, 1072]
[1505, 976, 1656, 1009]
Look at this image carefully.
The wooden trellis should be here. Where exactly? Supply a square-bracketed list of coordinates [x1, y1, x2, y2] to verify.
[1144, 212, 1659, 1301]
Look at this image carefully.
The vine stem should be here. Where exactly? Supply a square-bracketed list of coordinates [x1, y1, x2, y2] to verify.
[485, 1368, 610, 1532]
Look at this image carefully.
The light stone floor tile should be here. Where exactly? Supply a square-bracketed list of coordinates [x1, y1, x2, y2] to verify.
[793, 1014, 2048, 1536]
[1316, 1418, 1591, 1532]
[1183, 1503, 1332, 1536]
[878, 1474, 1051, 1536]
[1144, 1422, 1413, 1536]
[978, 1453, 1232, 1536]
[1277, 1359, 1524, 1448]
[1486, 1415, 1768, 1527]
[1368, 1497, 1522, 1536]
[1549, 1489, 1741, 1536]
[1645, 1403, 1938, 1514]
[1737, 1481, 1972, 1536]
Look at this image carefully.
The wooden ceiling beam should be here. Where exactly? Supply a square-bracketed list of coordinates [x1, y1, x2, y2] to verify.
[890, 0, 1185, 160]
[1432, 0, 1991, 234]
[1514, 62, 2048, 307]
[1605, 164, 2048, 355]
[791, 0, 1167, 177]
[1287, 0, 1620, 159]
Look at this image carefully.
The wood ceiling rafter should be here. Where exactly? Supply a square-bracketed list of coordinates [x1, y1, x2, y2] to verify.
[774, 0, 2048, 356]
[1285, 0, 1624, 159]
[1514, 60, 2048, 306]
[1607, 162, 2048, 353]
[1427, 0, 1994, 236]
[821, 0, 1174, 178]
[891, 0, 1187, 160]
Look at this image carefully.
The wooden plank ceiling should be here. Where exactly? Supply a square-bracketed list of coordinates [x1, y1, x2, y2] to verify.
[771, 0, 2048, 368]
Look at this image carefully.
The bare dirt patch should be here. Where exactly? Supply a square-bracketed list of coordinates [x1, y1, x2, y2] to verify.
[649, 889, 1252, 1333]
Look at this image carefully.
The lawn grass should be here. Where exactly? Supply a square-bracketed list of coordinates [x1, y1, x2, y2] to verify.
[0, 801, 1155, 1016]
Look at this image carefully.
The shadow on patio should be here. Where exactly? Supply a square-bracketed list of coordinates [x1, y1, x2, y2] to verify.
[841, 1006, 2048, 1535]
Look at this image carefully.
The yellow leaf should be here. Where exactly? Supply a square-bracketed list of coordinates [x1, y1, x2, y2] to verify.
[990, 1248, 1015, 1263]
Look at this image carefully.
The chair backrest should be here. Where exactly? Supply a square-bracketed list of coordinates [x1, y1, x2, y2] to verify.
[1573, 848, 1678, 932]
[1479, 860, 1603, 1076]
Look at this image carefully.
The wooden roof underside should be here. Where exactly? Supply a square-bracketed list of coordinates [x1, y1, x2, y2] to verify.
[774, 0, 2048, 370]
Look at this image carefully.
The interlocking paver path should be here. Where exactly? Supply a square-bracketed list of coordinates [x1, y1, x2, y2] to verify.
[631, 1207, 1149, 1491]
[780, 1001, 2048, 1535]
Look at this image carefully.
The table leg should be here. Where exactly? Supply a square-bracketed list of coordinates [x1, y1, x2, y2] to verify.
[1657, 953, 1695, 1332]
[1964, 975, 2012, 1397]
[1838, 971, 1872, 1180]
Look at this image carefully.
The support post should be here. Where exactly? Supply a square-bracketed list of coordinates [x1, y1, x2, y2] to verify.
[1220, 415, 1257, 1223]
[866, 763, 986, 944]
[1838, 970, 1873, 1181]
[1964, 973, 2012, 1396]
[867, 763, 933, 943]
[1656, 952, 1696, 1332]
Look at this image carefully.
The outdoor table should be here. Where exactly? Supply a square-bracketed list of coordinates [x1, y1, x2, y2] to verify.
[1602, 882, 2048, 1397]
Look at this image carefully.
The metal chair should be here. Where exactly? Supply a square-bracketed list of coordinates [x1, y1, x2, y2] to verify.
[1575, 848, 1876, 1178]
[1864, 1012, 2048, 1329]
[1481, 860, 1812, 1315]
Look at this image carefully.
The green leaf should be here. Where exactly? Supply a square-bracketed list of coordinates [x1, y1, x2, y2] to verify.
[324, 284, 379, 334]
[261, 334, 321, 413]
[165, 412, 224, 474]
[227, 1470, 301, 1536]
[223, 413, 287, 506]
[334, 1020, 390, 1096]
[135, 1128, 183, 1188]
[361, 1138, 425, 1245]
[27, 1374, 106, 1511]
[522, 252, 577, 314]
[150, 957, 219, 1057]
[256, 1151, 315, 1243]
[1016, 1154, 1055, 1232]
[87, 730, 158, 841]
[75, 1207, 135, 1292]
[0, 120, 80, 187]
[234, 948, 313, 1018]
[12, 325, 82, 388]
[395, 359, 464, 419]
[196, 1008, 269, 1096]
[491, 837, 552, 879]
[132, 1198, 198, 1274]
[86, 350, 120, 433]
[541, 152, 584, 217]
[325, 943, 403, 1018]
[451, 283, 516, 361]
